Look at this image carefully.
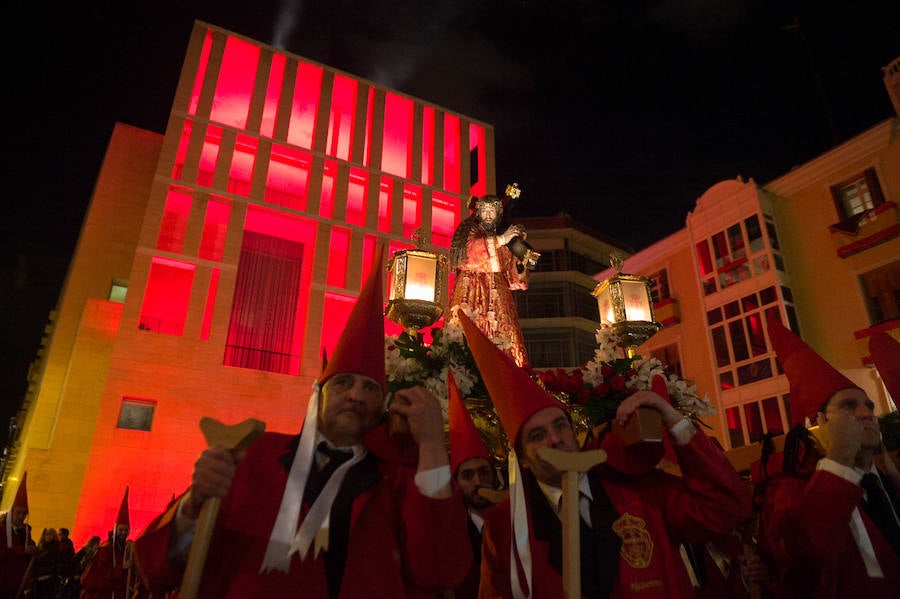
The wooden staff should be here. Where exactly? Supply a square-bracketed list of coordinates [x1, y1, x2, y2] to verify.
[476, 487, 509, 505]
[14, 551, 35, 599]
[178, 417, 266, 599]
[537, 447, 607, 599]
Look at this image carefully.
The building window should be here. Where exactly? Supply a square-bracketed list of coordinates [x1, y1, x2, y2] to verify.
[516, 282, 599, 321]
[831, 168, 884, 220]
[650, 343, 682, 378]
[224, 231, 304, 375]
[139, 257, 196, 335]
[117, 398, 156, 431]
[860, 261, 900, 324]
[696, 212, 780, 296]
[523, 328, 596, 368]
[648, 269, 671, 304]
[725, 394, 788, 449]
[709, 286, 780, 390]
[109, 279, 128, 303]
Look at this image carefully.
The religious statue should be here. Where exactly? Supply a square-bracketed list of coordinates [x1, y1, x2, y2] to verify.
[448, 184, 533, 366]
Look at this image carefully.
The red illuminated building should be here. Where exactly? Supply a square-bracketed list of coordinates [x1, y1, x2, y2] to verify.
[1, 21, 495, 541]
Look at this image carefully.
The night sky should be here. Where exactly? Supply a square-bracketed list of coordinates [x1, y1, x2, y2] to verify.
[2, 0, 898, 448]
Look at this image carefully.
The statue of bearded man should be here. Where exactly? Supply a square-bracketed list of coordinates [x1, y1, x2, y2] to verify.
[449, 194, 530, 366]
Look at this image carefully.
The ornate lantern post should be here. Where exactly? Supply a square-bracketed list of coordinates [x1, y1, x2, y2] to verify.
[592, 253, 664, 445]
[592, 253, 661, 357]
[385, 230, 449, 336]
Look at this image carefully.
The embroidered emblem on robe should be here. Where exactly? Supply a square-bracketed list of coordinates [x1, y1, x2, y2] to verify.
[613, 512, 653, 568]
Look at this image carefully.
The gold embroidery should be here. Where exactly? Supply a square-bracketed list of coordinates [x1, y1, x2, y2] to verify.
[613, 512, 654, 569]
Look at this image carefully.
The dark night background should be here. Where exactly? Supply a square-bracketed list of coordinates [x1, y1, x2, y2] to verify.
[3, 0, 898, 448]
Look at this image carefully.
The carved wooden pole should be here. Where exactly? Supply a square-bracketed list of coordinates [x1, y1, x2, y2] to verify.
[537, 447, 607, 599]
[179, 417, 266, 599]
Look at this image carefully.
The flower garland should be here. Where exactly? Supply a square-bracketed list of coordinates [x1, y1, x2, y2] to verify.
[385, 317, 714, 429]
[384, 313, 486, 419]
[529, 326, 715, 427]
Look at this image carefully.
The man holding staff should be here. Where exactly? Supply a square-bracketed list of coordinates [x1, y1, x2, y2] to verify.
[133, 252, 471, 598]
[458, 311, 751, 598]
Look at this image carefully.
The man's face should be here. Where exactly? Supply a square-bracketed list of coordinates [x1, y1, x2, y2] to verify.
[455, 457, 498, 513]
[10, 506, 27, 527]
[478, 204, 498, 230]
[517, 407, 578, 486]
[319, 373, 384, 446]
[822, 387, 881, 451]
[114, 524, 129, 543]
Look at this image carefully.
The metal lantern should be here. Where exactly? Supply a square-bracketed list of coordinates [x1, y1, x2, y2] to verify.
[386, 246, 449, 335]
[592, 254, 661, 356]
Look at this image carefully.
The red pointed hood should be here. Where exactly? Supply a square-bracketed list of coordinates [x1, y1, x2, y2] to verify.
[458, 310, 559, 446]
[320, 248, 386, 391]
[12, 471, 28, 511]
[767, 314, 859, 424]
[116, 486, 130, 528]
[448, 370, 491, 475]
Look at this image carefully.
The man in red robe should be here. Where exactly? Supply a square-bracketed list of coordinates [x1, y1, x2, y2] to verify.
[133, 251, 472, 598]
[754, 318, 900, 598]
[79, 487, 134, 599]
[447, 372, 503, 599]
[0, 472, 35, 599]
[459, 311, 753, 598]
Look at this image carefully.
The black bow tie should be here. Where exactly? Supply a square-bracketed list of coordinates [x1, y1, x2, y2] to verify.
[318, 442, 352, 467]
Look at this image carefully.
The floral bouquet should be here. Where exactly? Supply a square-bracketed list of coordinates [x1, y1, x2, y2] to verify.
[384, 315, 486, 420]
[528, 326, 715, 429]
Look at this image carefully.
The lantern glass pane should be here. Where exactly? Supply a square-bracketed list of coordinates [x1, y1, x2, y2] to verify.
[596, 285, 614, 325]
[405, 254, 437, 301]
[622, 279, 651, 322]
[388, 256, 405, 300]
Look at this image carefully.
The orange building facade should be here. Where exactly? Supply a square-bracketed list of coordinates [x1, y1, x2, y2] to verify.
[598, 62, 900, 450]
[1, 21, 495, 542]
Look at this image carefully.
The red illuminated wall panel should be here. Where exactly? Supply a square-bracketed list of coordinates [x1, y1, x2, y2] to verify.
[469, 123, 487, 197]
[346, 168, 368, 227]
[378, 176, 393, 233]
[321, 292, 355, 359]
[327, 74, 358, 161]
[157, 188, 192, 253]
[421, 106, 435, 185]
[228, 134, 258, 196]
[381, 92, 413, 179]
[188, 31, 213, 116]
[287, 62, 323, 149]
[261, 53, 287, 138]
[198, 125, 223, 187]
[209, 36, 260, 129]
[364, 87, 375, 167]
[172, 120, 193, 180]
[431, 192, 460, 248]
[139, 257, 196, 335]
[265, 144, 311, 211]
[320, 160, 337, 219]
[402, 184, 421, 239]
[361, 234, 378, 285]
[443, 114, 460, 193]
[327, 227, 351, 288]
[199, 197, 231, 261]
[201, 268, 220, 341]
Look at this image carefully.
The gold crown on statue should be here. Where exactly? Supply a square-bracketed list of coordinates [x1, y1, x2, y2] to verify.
[504, 182, 522, 200]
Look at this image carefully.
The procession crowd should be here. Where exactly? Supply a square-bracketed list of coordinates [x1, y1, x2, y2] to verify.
[2, 195, 899, 598]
